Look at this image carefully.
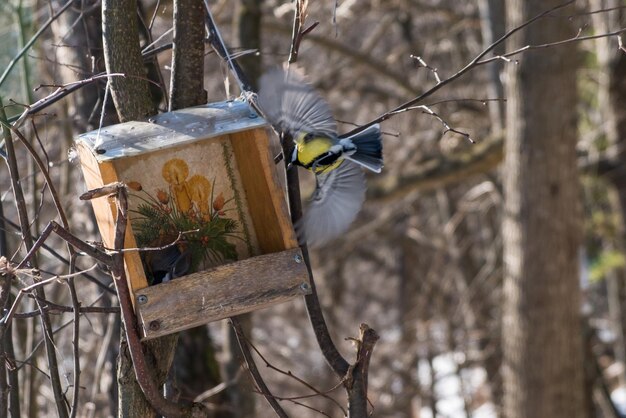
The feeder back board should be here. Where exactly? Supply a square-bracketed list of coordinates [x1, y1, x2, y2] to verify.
[75, 100, 310, 339]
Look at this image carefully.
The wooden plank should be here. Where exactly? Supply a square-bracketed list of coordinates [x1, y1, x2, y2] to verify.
[135, 248, 310, 340]
[76, 142, 149, 291]
[76, 100, 266, 162]
[230, 128, 299, 253]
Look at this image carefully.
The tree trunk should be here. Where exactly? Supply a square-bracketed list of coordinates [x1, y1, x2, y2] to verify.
[234, 0, 262, 91]
[102, 0, 155, 122]
[169, 0, 206, 111]
[101, 1, 176, 416]
[502, 1, 587, 418]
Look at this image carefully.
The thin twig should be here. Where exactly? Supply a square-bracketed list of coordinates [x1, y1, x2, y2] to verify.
[286, 399, 333, 418]
[0, 215, 113, 294]
[410, 55, 441, 84]
[10, 73, 126, 128]
[390, 104, 474, 143]
[476, 27, 626, 65]
[1, 265, 99, 326]
[288, 0, 312, 64]
[0, 0, 74, 89]
[16, 221, 113, 271]
[0, 271, 13, 418]
[13, 304, 119, 319]
[342, 0, 581, 137]
[202, 0, 252, 93]
[0, 98, 69, 418]
[230, 317, 289, 418]
[96, 230, 198, 254]
[67, 255, 81, 418]
[193, 369, 242, 402]
[238, 323, 346, 415]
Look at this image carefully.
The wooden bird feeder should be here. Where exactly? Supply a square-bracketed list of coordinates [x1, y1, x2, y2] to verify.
[75, 100, 310, 340]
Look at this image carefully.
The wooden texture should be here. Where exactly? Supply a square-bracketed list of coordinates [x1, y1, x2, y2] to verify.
[76, 142, 149, 291]
[230, 128, 298, 252]
[135, 248, 310, 339]
[76, 102, 307, 339]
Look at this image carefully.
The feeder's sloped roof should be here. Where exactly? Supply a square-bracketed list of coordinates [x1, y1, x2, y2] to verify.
[76, 100, 267, 161]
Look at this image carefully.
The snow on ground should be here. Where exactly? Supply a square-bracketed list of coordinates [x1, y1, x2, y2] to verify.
[418, 352, 496, 417]
[612, 386, 626, 417]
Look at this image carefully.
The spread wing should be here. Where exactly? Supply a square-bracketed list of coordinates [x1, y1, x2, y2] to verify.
[297, 160, 366, 247]
[258, 66, 337, 137]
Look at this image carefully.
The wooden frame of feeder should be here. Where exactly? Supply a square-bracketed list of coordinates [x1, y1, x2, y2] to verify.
[75, 100, 310, 340]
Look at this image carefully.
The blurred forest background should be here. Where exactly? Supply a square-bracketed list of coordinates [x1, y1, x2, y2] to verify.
[1, 0, 626, 417]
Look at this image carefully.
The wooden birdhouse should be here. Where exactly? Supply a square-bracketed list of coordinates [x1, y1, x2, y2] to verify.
[75, 100, 310, 340]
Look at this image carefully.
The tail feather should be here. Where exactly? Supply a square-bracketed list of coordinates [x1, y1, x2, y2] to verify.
[344, 124, 383, 173]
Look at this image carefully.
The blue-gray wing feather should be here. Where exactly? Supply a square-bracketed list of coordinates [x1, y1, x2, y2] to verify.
[297, 160, 366, 247]
[258, 66, 337, 137]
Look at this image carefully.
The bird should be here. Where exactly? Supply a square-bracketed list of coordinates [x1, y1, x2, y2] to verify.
[257, 66, 383, 247]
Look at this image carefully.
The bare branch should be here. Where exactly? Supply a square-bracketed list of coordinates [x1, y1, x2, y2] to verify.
[237, 324, 346, 415]
[476, 27, 626, 65]
[0, 215, 113, 294]
[5, 73, 125, 127]
[288, 0, 314, 65]
[229, 317, 289, 418]
[341, 0, 602, 137]
[391, 104, 474, 143]
[0, 97, 69, 418]
[411, 55, 441, 84]
[0, 0, 74, 89]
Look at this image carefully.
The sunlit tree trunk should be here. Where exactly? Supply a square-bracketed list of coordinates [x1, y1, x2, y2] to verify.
[502, 1, 587, 418]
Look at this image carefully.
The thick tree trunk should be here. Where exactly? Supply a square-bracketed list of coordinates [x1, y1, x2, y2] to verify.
[101, 1, 176, 416]
[169, 0, 206, 111]
[502, 1, 587, 418]
[234, 0, 262, 90]
[102, 0, 155, 122]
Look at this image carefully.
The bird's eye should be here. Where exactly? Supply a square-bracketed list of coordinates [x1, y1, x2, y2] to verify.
[304, 133, 314, 141]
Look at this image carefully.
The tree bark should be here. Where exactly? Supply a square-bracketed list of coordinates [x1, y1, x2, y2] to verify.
[502, 1, 587, 418]
[169, 0, 206, 111]
[234, 0, 262, 90]
[102, 0, 156, 122]
[101, 1, 177, 416]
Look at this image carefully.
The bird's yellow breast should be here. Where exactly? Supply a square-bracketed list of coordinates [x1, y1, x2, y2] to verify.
[295, 135, 334, 166]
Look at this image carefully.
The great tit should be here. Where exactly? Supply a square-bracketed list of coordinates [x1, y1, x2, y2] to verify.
[258, 66, 383, 247]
